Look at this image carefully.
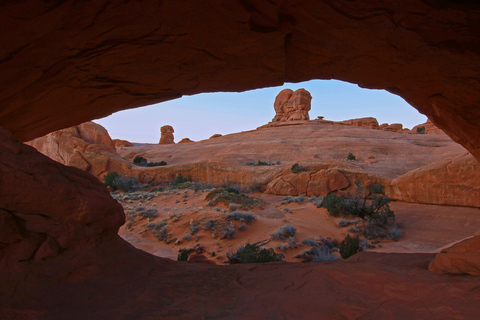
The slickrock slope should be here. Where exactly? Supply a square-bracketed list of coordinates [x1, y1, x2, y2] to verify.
[0, 1, 479, 164]
[27, 121, 131, 179]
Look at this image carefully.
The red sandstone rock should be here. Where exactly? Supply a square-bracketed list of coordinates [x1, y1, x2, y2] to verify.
[159, 125, 174, 144]
[379, 123, 389, 130]
[209, 134, 222, 139]
[178, 138, 194, 143]
[390, 153, 480, 208]
[27, 121, 131, 179]
[412, 119, 444, 134]
[364, 155, 378, 164]
[429, 236, 480, 277]
[113, 139, 134, 147]
[272, 88, 311, 122]
[0, 126, 124, 270]
[341, 117, 379, 129]
[381, 123, 403, 132]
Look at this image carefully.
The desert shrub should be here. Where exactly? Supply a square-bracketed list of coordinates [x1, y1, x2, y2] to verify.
[182, 234, 192, 241]
[152, 225, 170, 242]
[228, 203, 238, 212]
[291, 163, 306, 173]
[390, 226, 402, 240]
[247, 161, 256, 166]
[205, 188, 264, 209]
[220, 223, 236, 239]
[337, 219, 349, 227]
[287, 237, 297, 249]
[302, 238, 318, 247]
[103, 171, 137, 192]
[133, 155, 147, 165]
[138, 208, 158, 219]
[271, 224, 297, 241]
[227, 240, 284, 264]
[171, 174, 189, 187]
[226, 211, 256, 223]
[347, 152, 356, 161]
[322, 193, 347, 217]
[339, 234, 360, 259]
[203, 219, 217, 231]
[282, 196, 294, 203]
[311, 246, 339, 262]
[146, 221, 166, 230]
[257, 160, 269, 166]
[189, 223, 199, 235]
[308, 196, 324, 208]
[283, 208, 292, 214]
[239, 223, 247, 231]
[146, 161, 167, 167]
[360, 239, 374, 251]
[416, 126, 426, 134]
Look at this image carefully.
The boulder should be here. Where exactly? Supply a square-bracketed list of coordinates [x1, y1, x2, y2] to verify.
[209, 134, 222, 139]
[159, 125, 175, 144]
[27, 122, 131, 179]
[390, 153, 480, 208]
[429, 236, 480, 277]
[178, 138, 194, 143]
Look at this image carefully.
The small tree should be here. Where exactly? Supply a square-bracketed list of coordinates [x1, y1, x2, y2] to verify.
[227, 240, 284, 264]
[416, 126, 425, 134]
[291, 163, 306, 173]
[347, 153, 356, 161]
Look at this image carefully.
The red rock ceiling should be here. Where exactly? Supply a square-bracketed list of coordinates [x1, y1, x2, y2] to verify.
[1, 0, 479, 160]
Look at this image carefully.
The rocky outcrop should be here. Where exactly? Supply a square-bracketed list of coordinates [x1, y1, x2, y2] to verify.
[159, 125, 174, 144]
[27, 121, 131, 179]
[178, 138, 194, 143]
[0, 125, 124, 272]
[272, 88, 311, 122]
[390, 154, 480, 208]
[429, 236, 480, 277]
[113, 139, 134, 148]
[341, 117, 379, 129]
[381, 123, 403, 132]
[209, 134, 222, 139]
[412, 119, 444, 134]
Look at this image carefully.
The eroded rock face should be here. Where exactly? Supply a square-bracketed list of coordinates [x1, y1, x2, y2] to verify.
[178, 138, 194, 143]
[381, 123, 403, 133]
[272, 88, 311, 122]
[0, 126, 124, 273]
[341, 117, 380, 130]
[159, 125, 174, 144]
[412, 119, 444, 134]
[27, 121, 131, 179]
[429, 236, 480, 277]
[113, 139, 134, 148]
[390, 153, 480, 208]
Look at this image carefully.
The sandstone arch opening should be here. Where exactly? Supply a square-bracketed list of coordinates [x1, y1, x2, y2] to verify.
[1, 1, 480, 318]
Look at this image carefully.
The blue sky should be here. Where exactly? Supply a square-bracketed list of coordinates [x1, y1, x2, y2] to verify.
[95, 80, 427, 143]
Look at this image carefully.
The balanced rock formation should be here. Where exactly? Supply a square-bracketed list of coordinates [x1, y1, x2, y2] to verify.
[159, 125, 174, 144]
[429, 236, 480, 277]
[272, 88, 312, 122]
[27, 121, 131, 179]
[113, 139, 134, 148]
[341, 117, 380, 129]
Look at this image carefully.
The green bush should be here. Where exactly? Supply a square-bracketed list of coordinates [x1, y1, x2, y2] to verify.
[339, 234, 360, 259]
[347, 153, 356, 161]
[103, 171, 137, 192]
[146, 161, 167, 167]
[270, 224, 297, 241]
[171, 174, 189, 188]
[177, 249, 191, 261]
[133, 155, 147, 165]
[322, 193, 347, 217]
[416, 126, 425, 134]
[291, 163, 306, 173]
[227, 241, 284, 264]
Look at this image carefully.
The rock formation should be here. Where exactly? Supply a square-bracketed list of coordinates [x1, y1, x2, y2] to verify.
[341, 117, 380, 129]
[429, 236, 480, 277]
[209, 134, 222, 139]
[412, 119, 444, 134]
[113, 139, 134, 147]
[381, 123, 403, 132]
[178, 138, 193, 143]
[27, 121, 131, 179]
[272, 88, 312, 122]
[159, 125, 174, 144]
